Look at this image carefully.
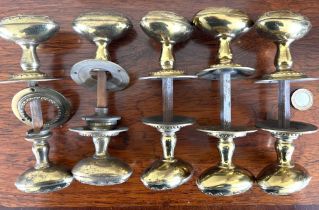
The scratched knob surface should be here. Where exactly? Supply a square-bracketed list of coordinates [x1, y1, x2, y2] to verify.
[0, 15, 59, 44]
[73, 11, 132, 42]
[140, 11, 193, 43]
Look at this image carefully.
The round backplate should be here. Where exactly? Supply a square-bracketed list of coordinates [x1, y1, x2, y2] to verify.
[257, 120, 318, 134]
[11, 87, 71, 129]
[198, 126, 257, 138]
[142, 115, 195, 129]
[69, 127, 128, 137]
[71, 59, 129, 91]
[197, 65, 255, 80]
[140, 74, 197, 80]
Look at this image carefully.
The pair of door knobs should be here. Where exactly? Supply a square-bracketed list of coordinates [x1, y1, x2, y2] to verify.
[0, 8, 317, 196]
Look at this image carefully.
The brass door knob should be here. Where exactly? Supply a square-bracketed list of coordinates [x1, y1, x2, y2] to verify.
[193, 7, 256, 196]
[256, 10, 316, 83]
[255, 11, 318, 195]
[69, 11, 132, 186]
[193, 7, 255, 80]
[139, 11, 195, 190]
[0, 15, 73, 193]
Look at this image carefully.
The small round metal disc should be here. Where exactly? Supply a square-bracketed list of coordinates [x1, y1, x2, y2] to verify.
[140, 74, 197, 80]
[142, 115, 195, 128]
[70, 59, 129, 91]
[257, 120, 318, 134]
[69, 127, 128, 137]
[198, 126, 257, 138]
[197, 65, 255, 80]
[291, 89, 314, 111]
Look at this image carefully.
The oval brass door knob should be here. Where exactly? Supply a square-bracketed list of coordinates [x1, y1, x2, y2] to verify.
[0, 15, 59, 83]
[193, 7, 255, 80]
[140, 11, 194, 78]
[256, 11, 317, 83]
[71, 11, 132, 91]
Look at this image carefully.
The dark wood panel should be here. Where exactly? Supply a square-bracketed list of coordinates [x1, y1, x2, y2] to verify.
[0, 0, 318, 208]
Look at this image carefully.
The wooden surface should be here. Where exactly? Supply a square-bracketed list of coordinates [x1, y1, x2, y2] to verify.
[0, 0, 318, 209]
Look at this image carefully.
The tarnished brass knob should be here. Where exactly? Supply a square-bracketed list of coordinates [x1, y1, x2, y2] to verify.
[0, 15, 73, 193]
[0, 15, 59, 83]
[193, 7, 255, 79]
[256, 11, 316, 83]
[70, 12, 132, 186]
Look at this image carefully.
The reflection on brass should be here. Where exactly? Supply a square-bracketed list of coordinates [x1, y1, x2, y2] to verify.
[194, 7, 256, 196]
[256, 11, 317, 83]
[70, 12, 132, 186]
[256, 11, 318, 195]
[139, 11, 195, 190]
[193, 7, 255, 80]
[0, 15, 73, 193]
[140, 11, 195, 79]
[257, 120, 317, 195]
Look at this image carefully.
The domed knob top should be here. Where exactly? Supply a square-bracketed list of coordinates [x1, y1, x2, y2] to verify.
[0, 15, 59, 44]
[73, 11, 132, 42]
[256, 10, 311, 42]
[140, 11, 192, 44]
[193, 7, 253, 38]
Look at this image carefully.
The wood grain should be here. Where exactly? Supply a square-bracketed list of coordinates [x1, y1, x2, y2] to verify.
[0, 0, 318, 208]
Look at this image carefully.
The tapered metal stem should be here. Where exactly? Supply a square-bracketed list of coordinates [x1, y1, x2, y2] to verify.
[220, 72, 231, 129]
[162, 78, 173, 123]
[278, 80, 290, 128]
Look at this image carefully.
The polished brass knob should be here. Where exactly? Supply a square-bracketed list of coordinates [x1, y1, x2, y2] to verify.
[140, 11, 194, 78]
[256, 10, 316, 83]
[256, 11, 318, 195]
[193, 7, 256, 196]
[70, 12, 132, 186]
[139, 11, 195, 190]
[193, 7, 254, 80]
[0, 15, 72, 193]
[71, 11, 131, 91]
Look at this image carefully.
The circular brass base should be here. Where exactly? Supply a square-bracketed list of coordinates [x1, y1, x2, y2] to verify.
[142, 115, 195, 129]
[197, 165, 254, 196]
[257, 120, 318, 135]
[197, 64, 255, 80]
[72, 156, 132, 186]
[141, 158, 193, 190]
[15, 165, 73, 193]
[257, 163, 311, 195]
[140, 73, 196, 80]
[256, 71, 318, 84]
